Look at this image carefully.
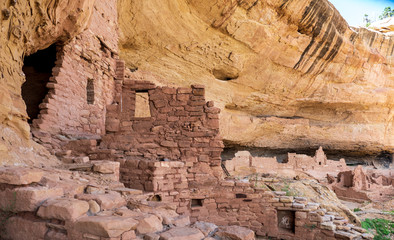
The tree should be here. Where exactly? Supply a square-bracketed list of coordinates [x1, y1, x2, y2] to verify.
[379, 7, 393, 20]
[363, 14, 371, 27]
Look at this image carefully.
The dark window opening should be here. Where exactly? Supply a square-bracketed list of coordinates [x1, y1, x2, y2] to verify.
[87, 79, 95, 104]
[243, 199, 252, 202]
[319, 162, 321, 165]
[149, 194, 162, 202]
[277, 210, 295, 234]
[236, 193, 247, 198]
[22, 44, 57, 123]
[191, 199, 203, 207]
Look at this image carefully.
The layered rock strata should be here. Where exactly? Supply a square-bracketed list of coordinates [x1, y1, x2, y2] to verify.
[118, 0, 394, 155]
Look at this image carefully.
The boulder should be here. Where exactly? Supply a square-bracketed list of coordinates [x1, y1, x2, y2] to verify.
[160, 227, 205, 240]
[136, 214, 163, 234]
[0, 187, 64, 212]
[75, 215, 139, 237]
[76, 192, 126, 210]
[0, 167, 43, 185]
[216, 226, 255, 240]
[37, 198, 89, 221]
[192, 221, 218, 236]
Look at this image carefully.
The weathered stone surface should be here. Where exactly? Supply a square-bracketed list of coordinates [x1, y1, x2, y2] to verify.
[88, 200, 101, 214]
[92, 161, 120, 174]
[118, 0, 394, 155]
[37, 198, 89, 221]
[0, 0, 96, 165]
[334, 231, 359, 240]
[192, 221, 218, 236]
[76, 192, 126, 210]
[136, 214, 163, 234]
[75, 215, 139, 237]
[0, 167, 43, 185]
[160, 227, 205, 240]
[0, 187, 64, 212]
[4, 217, 47, 240]
[172, 215, 190, 227]
[216, 226, 255, 240]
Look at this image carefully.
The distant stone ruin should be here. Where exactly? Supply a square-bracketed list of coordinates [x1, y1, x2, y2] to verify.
[330, 165, 394, 202]
[223, 147, 348, 178]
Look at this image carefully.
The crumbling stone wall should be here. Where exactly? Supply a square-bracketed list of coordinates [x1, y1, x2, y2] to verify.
[224, 147, 348, 176]
[118, 158, 360, 240]
[331, 165, 394, 202]
[32, 0, 118, 152]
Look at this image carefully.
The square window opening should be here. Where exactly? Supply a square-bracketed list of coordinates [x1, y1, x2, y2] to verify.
[191, 199, 203, 208]
[277, 210, 295, 234]
[135, 91, 151, 118]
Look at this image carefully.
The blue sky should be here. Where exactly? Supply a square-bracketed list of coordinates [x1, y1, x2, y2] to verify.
[329, 0, 394, 26]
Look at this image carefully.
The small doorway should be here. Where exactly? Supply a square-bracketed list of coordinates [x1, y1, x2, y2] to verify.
[22, 44, 57, 123]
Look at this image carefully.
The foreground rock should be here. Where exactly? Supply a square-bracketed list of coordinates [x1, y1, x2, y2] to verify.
[216, 226, 255, 240]
[160, 227, 205, 240]
[0, 163, 374, 240]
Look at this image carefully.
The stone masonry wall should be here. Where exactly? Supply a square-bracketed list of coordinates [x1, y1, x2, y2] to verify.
[31, 0, 118, 152]
[116, 158, 365, 240]
[92, 64, 224, 188]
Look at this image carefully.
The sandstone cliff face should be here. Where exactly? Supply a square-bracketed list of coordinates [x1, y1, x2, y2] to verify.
[0, 0, 95, 164]
[118, 0, 394, 155]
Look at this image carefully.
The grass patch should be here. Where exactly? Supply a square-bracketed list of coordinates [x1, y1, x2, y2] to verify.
[361, 218, 394, 240]
[354, 208, 362, 212]
[281, 184, 297, 196]
[383, 210, 394, 215]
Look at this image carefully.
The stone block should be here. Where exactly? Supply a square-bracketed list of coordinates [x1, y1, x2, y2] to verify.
[192, 221, 218, 236]
[320, 222, 336, 231]
[292, 202, 305, 209]
[4, 217, 47, 240]
[0, 167, 44, 185]
[144, 233, 160, 240]
[122, 230, 137, 240]
[173, 215, 190, 227]
[92, 161, 120, 174]
[136, 214, 163, 234]
[88, 200, 101, 214]
[279, 196, 293, 203]
[37, 198, 89, 221]
[74, 156, 90, 163]
[215, 226, 255, 240]
[75, 215, 139, 238]
[160, 227, 204, 240]
[76, 192, 126, 210]
[0, 187, 64, 212]
[334, 231, 359, 240]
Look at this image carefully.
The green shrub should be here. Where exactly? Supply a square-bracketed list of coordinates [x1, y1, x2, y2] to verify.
[354, 208, 362, 212]
[361, 218, 394, 240]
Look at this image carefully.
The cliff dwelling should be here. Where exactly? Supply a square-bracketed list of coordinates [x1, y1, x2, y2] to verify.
[22, 44, 57, 123]
[0, 0, 393, 240]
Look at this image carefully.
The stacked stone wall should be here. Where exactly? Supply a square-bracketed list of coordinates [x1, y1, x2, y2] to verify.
[31, 0, 118, 152]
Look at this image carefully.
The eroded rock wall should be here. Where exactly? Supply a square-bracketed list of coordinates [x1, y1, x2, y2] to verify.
[0, 0, 96, 164]
[118, 0, 394, 155]
[31, 0, 118, 153]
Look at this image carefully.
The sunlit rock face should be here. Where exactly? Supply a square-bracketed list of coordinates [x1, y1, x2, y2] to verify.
[118, 0, 394, 155]
[0, 0, 95, 164]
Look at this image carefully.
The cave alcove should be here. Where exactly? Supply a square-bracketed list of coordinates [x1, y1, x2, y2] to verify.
[22, 44, 58, 123]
